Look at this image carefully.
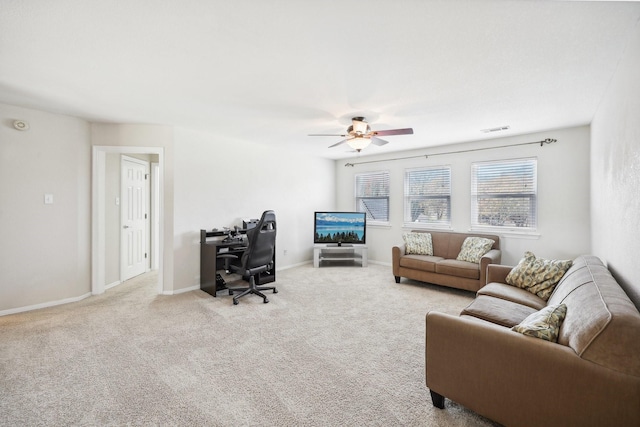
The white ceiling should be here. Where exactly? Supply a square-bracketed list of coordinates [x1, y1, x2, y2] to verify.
[1, 1, 639, 159]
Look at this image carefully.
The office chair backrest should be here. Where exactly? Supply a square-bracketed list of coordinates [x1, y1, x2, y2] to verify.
[243, 210, 276, 271]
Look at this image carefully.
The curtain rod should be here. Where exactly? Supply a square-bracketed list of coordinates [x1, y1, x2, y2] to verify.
[343, 138, 557, 167]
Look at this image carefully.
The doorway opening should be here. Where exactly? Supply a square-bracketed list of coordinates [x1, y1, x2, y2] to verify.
[92, 146, 164, 295]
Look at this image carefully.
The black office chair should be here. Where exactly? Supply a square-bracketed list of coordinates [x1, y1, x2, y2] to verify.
[222, 210, 278, 305]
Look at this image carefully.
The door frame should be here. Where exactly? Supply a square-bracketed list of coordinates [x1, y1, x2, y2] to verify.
[151, 162, 160, 271]
[92, 146, 164, 295]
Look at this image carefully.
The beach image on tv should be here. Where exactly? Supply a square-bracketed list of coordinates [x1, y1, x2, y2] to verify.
[315, 212, 365, 243]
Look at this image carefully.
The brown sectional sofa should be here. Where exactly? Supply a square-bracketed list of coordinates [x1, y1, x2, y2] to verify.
[392, 230, 501, 292]
[426, 255, 640, 427]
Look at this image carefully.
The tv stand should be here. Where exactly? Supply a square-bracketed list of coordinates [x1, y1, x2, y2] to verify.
[313, 244, 367, 268]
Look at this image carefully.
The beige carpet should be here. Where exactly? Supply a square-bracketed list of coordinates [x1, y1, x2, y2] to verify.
[0, 263, 500, 426]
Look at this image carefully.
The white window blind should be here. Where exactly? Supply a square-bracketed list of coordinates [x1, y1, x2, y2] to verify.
[471, 158, 537, 230]
[355, 171, 390, 222]
[404, 166, 451, 227]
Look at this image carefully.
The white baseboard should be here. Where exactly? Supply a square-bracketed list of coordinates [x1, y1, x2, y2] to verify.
[0, 292, 92, 317]
[163, 284, 200, 296]
[368, 260, 391, 267]
[105, 280, 121, 290]
[277, 260, 312, 271]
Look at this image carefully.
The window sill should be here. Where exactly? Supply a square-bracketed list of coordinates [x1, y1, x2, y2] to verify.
[368, 222, 391, 229]
[470, 227, 540, 239]
[403, 223, 453, 231]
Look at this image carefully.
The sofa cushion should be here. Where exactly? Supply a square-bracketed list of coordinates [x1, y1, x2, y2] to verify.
[456, 237, 495, 263]
[506, 251, 572, 301]
[435, 259, 480, 280]
[402, 232, 433, 255]
[399, 255, 444, 273]
[478, 282, 547, 310]
[511, 304, 567, 342]
[461, 295, 537, 328]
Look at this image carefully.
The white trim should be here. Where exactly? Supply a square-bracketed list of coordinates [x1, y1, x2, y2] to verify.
[403, 223, 453, 231]
[367, 222, 392, 229]
[497, 231, 541, 240]
[151, 162, 160, 273]
[92, 146, 165, 296]
[0, 293, 92, 317]
[469, 226, 540, 239]
[163, 285, 200, 296]
[277, 261, 313, 270]
[105, 280, 122, 290]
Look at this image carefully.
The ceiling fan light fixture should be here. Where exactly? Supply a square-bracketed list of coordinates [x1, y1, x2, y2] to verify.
[352, 117, 369, 135]
[310, 116, 413, 152]
[347, 136, 371, 151]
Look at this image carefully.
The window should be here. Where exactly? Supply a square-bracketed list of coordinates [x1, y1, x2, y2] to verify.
[404, 166, 451, 227]
[471, 158, 537, 230]
[355, 171, 389, 223]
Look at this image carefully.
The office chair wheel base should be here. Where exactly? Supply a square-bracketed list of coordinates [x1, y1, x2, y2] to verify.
[273, 288, 278, 293]
[233, 299, 239, 305]
[263, 298, 269, 304]
[229, 290, 233, 295]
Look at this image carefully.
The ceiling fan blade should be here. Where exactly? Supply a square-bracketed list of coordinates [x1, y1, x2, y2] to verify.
[371, 136, 389, 146]
[328, 138, 350, 148]
[373, 128, 414, 136]
[309, 133, 348, 137]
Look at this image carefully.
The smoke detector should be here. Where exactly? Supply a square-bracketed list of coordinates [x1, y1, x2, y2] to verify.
[13, 120, 30, 131]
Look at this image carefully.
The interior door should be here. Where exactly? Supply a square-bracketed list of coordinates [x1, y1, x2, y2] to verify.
[121, 156, 148, 281]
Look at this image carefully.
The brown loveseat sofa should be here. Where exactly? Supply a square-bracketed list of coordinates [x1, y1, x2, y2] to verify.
[392, 230, 501, 292]
[426, 255, 640, 427]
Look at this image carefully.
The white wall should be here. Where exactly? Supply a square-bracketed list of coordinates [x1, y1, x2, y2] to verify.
[336, 126, 592, 266]
[0, 103, 91, 311]
[172, 127, 335, 291]
[591, 18, 640, 308]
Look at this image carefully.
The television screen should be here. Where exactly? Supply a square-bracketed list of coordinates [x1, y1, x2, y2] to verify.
[314, 212, 366, 245]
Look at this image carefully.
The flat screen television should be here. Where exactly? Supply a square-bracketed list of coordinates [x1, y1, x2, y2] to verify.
[314, 211, 366, 245]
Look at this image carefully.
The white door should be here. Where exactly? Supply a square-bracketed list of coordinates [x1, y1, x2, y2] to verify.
[121, 156, 148, 281]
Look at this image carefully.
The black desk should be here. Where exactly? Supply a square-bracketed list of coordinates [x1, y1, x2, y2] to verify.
[199, 229, 276, 297]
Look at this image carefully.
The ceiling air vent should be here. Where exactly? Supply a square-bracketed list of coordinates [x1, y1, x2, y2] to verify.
[481, 125, 510, 133]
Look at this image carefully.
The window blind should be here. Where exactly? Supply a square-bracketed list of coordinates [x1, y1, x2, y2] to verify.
[355, 171, 390, 222]
[471, 158, 537, 230]
[404, 166, 451, 226]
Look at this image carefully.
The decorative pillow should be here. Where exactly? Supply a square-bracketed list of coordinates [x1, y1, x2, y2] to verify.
[505, 251, 572, 301]
[456, 237, 495, 264]
[402, 232, 433, 255]
[512, 304, 567, 342]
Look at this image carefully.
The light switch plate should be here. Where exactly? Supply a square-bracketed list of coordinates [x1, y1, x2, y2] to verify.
[44, 194, 53, 204]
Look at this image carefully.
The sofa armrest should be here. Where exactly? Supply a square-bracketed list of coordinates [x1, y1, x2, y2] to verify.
[425, 311, 640, 427]
[486, 263, 512, 284]
[392, 244, 406, 277]
[479, 249, 501, 285]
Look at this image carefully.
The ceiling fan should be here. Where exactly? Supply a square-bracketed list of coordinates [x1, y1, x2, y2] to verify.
[309, 117, 414, 152]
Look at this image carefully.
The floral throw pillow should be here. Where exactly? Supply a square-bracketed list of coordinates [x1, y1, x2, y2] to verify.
[402, 232, 433, 256]
[505, 251, 573, 301]
[512, 304, 567, 342]
[456, 237, 495, 264]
